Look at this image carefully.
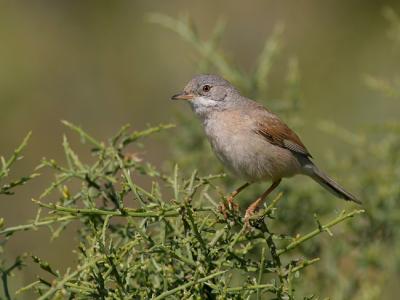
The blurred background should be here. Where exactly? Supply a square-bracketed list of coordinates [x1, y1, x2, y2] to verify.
[1, 1, 400, 298]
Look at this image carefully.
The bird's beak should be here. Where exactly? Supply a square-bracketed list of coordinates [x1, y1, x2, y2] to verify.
[171, 92, 194, 101]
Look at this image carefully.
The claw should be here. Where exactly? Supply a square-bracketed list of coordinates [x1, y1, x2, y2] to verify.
[218, 202, 228, 219]
[226, 196, 239, 211]
[218, 196, 239, 219]
[244, 207, 254, 227]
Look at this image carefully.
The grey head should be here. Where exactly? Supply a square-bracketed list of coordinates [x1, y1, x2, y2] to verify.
[171, 74, 242, 118]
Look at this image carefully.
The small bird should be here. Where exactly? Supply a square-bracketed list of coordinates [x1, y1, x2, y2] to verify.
[171, 74, 360, 223]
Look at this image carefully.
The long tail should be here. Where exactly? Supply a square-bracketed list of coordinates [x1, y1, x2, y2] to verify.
[309, 165, 361, 204]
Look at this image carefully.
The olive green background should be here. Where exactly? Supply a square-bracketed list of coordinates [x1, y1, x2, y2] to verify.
[1, 0, 399, 295]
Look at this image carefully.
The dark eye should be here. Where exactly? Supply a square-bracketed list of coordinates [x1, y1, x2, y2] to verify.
[202, 85, 211, 92]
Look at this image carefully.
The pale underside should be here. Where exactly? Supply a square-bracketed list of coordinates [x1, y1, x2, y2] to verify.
[202, 108, 305, 182]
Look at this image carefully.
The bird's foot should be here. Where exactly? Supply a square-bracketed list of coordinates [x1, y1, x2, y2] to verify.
[244, 208, 254, 227]
[226, 196, 239, 211]
[244, 202, 264, 228]
[218, 196, 239, 219]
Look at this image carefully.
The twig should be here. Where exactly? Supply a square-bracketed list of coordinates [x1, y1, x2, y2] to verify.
[37, 257, 101, 300]
[277, 209, 364, 256]
[154, 270, 226, 300]
[0, 132, 32, 179]
[0, 215, 78, 236]
[225, 283, 275, 294]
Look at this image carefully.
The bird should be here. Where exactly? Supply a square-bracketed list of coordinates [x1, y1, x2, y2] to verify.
[171, 74, 360, 224]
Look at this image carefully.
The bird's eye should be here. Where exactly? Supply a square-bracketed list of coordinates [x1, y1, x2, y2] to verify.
[202, 85, 211, 92]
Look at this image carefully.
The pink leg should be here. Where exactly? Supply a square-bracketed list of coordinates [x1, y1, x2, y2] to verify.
[244, 179, 282, 225]
[219, 182, 251, 218]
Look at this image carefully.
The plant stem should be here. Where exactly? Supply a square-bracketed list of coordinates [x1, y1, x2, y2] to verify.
[0, 215, 78, 235]
[225, 283, 275, 293]
[257, 247, 266, 300]
[154, 270, 226, 300]
[277, 209, 364, 256]
[0, 132, 31, 179]
[291, 258, 320, 273]
[37, 258, 101, 300]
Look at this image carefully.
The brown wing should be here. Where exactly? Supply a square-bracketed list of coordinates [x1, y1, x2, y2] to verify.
[254, 115, 312, 158]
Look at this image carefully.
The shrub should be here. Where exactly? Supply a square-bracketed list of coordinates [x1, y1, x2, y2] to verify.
[1, 122, 362, 299]
[2, 9, 400, 300]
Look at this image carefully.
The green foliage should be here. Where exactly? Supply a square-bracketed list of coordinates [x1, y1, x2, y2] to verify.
[1, 8, 400, 300]
[0, 123, 362, 299]
[150, 12, 400, 299]
[0, 133, 37, 300]
[0, 132, 38, 195]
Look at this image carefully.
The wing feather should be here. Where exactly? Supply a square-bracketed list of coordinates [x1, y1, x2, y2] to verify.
[254, 115, 312, 158]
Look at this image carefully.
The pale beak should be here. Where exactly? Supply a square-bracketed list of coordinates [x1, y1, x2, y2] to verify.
[171, 92, 194, 101]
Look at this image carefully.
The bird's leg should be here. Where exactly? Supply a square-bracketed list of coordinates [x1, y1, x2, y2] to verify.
[226, 182, 251, 210]
[244, 179, 281, 226]
[219, 182, 251, 218]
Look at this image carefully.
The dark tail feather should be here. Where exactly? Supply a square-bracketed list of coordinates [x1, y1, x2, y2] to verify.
[310, 166, 361, 204]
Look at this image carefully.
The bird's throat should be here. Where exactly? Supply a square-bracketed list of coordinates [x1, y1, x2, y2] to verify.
[190, 96, 219, 119]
